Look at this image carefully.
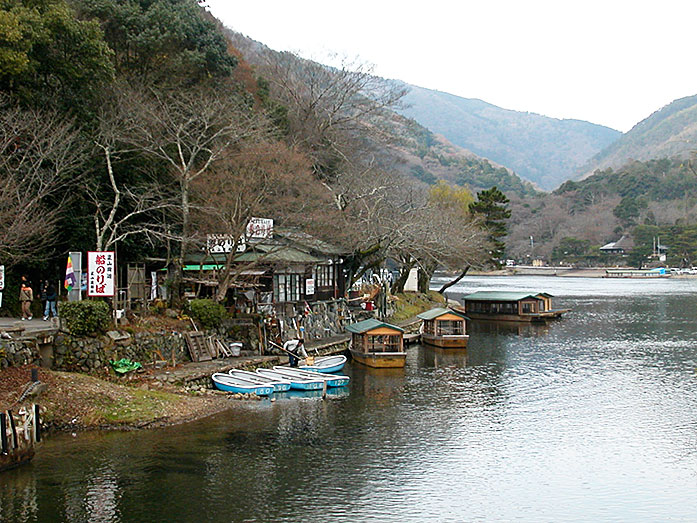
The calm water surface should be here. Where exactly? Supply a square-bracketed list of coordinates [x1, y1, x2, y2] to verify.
[2, 276, 697, 522]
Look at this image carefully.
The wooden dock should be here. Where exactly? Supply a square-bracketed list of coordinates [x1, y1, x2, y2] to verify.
[1, 405, 41, 472]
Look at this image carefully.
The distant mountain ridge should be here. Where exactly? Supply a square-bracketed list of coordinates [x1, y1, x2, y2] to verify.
[580, 94, 697, 177]
[223, 29, 538, 197]
[397, 84, 621, 190]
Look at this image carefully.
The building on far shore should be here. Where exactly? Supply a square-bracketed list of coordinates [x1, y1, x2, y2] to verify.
[600, 235, 634, 255]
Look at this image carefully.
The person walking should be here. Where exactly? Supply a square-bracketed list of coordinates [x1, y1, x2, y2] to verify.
[43, 281, 57, 320]
[19, 280, 33, 320]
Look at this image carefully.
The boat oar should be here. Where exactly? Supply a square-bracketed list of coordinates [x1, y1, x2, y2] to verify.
[268, 340, 314, 365]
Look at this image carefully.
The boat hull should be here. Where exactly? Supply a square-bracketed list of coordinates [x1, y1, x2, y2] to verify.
[272, 366, 350, 387]
[350, 348, 406, 368]
[300, 355, 347, 374]
[256, 369, 324, 391]
[422, 333, 469, 348]
[212, 374, 274, 396]
[465, 311, 567, 322]
[228, 369, 291, 392]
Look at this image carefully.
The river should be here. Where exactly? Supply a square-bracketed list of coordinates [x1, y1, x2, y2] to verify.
[2, 276, 697, 522]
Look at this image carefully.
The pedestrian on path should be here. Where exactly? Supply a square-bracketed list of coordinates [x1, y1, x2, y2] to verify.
[19, 280, 33, 320]
[43, 281, 57, 320]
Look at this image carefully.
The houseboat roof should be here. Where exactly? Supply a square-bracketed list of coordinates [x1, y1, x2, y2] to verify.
[345, 318, 404, 334]
[417, 307, 468, 321]
[463, 291, 553, 302]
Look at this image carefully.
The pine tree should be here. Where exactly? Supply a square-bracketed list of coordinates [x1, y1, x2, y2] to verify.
[469, 186, 511, 267]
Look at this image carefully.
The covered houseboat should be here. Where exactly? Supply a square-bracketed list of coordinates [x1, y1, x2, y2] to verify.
[347, 319, 406, 368]
[417, 307, 469, 348]
[462, 291, 569, 322]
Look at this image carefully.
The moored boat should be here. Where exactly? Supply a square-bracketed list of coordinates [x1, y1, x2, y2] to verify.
[346, 319, 406, 368]
[417, 307, 469, 348]
[228, 369, 292, 392]
[462, 291, 570, 322]
[272, 366, 350, 387]
[211, 373, 274, 396]
[299, 355, 347, 373]
[256, 368, 324, 391]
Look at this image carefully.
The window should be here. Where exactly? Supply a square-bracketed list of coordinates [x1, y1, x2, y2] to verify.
[437, 320, 464, 336]
[273, 273, 301, 302]
[314, 264, 334, 288]
[367, 334, 401, 353]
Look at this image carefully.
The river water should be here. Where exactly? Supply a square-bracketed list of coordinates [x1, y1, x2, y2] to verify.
[2, 276, 697, 522]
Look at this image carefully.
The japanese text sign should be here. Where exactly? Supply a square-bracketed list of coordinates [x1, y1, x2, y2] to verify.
[87, 251, 115, 297]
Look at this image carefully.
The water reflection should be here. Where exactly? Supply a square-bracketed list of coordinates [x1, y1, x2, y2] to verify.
[4, 277, 697, 521]
[419, 345, 468, 368]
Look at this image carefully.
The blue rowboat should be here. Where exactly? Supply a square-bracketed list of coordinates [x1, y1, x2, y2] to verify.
[212, 373, 274, 396]
[300, 355, 347, 374]
[228, 369, 291, 392]
[256, 369, 323, 391]
[272, 366, 350, 387]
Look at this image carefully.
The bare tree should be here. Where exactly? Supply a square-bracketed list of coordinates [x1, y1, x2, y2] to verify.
[0, 100, 87, 266]
[191, 140, 329, 301]
[89, 142, 178, 251]
[118, 85, 269, 303]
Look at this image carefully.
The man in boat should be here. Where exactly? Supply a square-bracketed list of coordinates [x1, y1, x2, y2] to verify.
[284, 338, 308, 367]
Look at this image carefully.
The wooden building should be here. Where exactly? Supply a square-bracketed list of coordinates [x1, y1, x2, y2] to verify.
[417, 307, 469, 348]
[346, 319, 406, 368]
[462, 291, 569, 322]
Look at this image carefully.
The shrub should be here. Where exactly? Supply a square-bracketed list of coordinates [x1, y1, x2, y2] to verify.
[59, 300, 112, 336]
[189, 299, 226, 329]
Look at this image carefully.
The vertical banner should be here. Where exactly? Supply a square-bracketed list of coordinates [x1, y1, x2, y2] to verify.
[87, 251, 115, 297]
[0, 265, 5, 291]
[67, 252, 82, 302]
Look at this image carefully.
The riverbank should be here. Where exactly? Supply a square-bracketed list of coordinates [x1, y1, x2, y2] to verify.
[0, 292, 440, 434]
[466, 266, 697, 277]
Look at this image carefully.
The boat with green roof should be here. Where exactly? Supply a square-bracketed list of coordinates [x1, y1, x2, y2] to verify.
[417, 307, 469, 348]
[462, 291, 569, 322]
[346, 319, 406, 368]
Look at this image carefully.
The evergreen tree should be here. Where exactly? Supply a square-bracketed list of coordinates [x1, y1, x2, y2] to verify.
[469, 186, 511, 266]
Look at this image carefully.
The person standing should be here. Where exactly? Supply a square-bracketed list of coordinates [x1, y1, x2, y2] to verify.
[19, 280, 33, 320]
[43, 281, 57, 320]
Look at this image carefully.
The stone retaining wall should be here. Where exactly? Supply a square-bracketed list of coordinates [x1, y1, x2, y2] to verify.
[0, 339, 41, 369]
[52, 331, 188, 373]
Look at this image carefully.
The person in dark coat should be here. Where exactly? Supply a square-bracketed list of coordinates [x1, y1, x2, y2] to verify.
[43, 282, 58, 320]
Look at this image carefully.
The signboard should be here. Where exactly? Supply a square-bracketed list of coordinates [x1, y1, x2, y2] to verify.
[246, 217, 273, 240]
[305, 278, 315, 296]
[207, 234, 245, 253]
[87, 251, 115, 297]
[0, 265, 4, 291]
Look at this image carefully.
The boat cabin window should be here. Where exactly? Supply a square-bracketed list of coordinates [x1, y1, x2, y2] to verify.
[437, 320, 464, 336]
[368, 334, 401, 353]
[423, 321, 436, 335]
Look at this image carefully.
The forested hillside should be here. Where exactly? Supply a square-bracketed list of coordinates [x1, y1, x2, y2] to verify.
[0, 0, 497, 307]
[580, 94, 697, 177]
[506, 157, 697, 265]
[398, 84, 621, 190]
[223, 30, 538, 199]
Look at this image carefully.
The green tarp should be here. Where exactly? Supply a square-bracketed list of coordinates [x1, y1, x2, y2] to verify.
[110, 358, 142, 374]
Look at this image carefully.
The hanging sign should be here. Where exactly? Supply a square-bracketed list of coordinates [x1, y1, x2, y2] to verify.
[207, 234, 245, 253]
[305, 278, 315, 296]
[87, 251, 115, 297]
[0, 265, 4, 291]
[246, 218, 273, 239]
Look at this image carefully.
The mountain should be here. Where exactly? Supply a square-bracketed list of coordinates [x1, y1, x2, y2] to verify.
[580, 94, 697, 177]
[222, 30, 538, 198]
[397, 84, 621, 190]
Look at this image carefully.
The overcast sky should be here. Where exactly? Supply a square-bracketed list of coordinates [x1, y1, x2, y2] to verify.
[204, 0, 697, 133]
